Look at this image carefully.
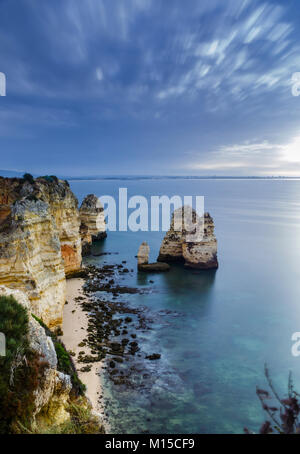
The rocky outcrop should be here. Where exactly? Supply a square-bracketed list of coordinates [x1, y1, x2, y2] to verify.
[80, 223, 92, 257]
[137, 242, 150, 267]
[0, 286, 72, 427]
[158, 207, 218, 270]
[137, 242, 170, 272]
[0, 176, 83, 327]
[35, 178, 82, 275]
[0, 197, 66, 328]
[79, 195, 107, 246]
[0, 176, 82, 276]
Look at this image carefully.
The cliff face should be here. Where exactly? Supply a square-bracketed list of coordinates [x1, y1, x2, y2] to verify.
[0, 286, 72, 427]
[79, 195, 107, 247]
[32, 178, 82, 275]
[0, 197, 66, 328]
[0, 176, 83, 327]
[158, 207, 218, 270]
[0, 177, 82, 276]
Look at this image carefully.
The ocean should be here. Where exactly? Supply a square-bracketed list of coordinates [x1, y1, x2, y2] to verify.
[69, 178, 300, 434]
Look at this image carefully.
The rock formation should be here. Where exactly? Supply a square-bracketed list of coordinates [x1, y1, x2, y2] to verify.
[0, 197, 66, 328]
[137, 242, 170, 272]
[0, 176, 84, 327]
[158, 207, 218, 270]
[0, 176, 105, 433]
[80, 222, 92, 257]
[137, 242, 150, 267]
[0, 286, 72, 426]
[79, 195, 107, 246]
[0, 176, 82, 276]
[35, 178, 82, 275]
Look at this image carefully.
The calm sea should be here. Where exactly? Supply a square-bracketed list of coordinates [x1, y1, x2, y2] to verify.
[69, 178, 300, 434]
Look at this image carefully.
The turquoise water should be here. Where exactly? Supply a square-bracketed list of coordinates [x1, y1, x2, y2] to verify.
[70, 178, 300, 434]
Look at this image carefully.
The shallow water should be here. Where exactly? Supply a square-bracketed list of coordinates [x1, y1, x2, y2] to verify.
[70, 178, 300, 434]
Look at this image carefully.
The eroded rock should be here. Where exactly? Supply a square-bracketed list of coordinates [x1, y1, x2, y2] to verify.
[158, 207, 218, 270]
[0, 286, 72, 426]
[80, 194, 107, 243]
[137, 242, 170, 272]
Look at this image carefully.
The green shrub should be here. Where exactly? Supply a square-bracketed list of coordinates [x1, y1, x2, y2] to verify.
[0, 296, 48, 433]
[38, 175, 58, 183]
[32, 314, 86, 396]
[17, 398, 105, 434]
[23, 173, 35, 184]
[43, 399, 105, 434]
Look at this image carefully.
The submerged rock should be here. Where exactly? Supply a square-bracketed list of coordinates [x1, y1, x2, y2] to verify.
[158, 207, 218, 270]
[145, 353, 161, 360]
[139, 262, 170, 272]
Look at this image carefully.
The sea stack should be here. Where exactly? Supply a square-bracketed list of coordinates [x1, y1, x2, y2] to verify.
[79, 194, 107, 245]
[137, 242, 150, 267]
[137, 242, 170, 272]
[158, 207, 218, 270]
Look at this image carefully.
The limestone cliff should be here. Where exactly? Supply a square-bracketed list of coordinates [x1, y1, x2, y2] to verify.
[0, 197, 66, 328]
[79, 195, 107, 252]
[0, 286, 72, 427]
[0, 176, 104, 433]
[158, 207, 218, 269]
[36, 178, 82, 275]
[0, 176, 83, 327]
[80, 222, 92, 257]
[0, 176, 82, 275]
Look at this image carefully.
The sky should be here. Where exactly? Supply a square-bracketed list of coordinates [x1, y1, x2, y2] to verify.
[1, 0, 300, 176]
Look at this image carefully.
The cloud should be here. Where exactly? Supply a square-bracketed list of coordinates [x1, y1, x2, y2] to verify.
[1, 0, 300, 175]
[185, 136, 300, 176]
[0, 0, 296, 107]
[156, 2, 297, 104]
[96, 67, 104, 81]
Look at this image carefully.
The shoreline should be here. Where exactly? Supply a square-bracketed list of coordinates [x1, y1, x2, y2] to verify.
[61, 278, 110, 433]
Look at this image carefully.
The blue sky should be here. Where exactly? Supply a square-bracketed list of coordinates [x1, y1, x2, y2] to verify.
[1, 0, 300, 176]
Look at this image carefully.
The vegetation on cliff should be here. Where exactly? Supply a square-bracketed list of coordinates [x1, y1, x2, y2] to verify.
[32, 314, 86, 397]
[0, 295, 104, 434]
[0, 296, 48, 433]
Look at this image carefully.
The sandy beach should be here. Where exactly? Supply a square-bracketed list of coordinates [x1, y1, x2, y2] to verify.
[62, 278, 109, 430]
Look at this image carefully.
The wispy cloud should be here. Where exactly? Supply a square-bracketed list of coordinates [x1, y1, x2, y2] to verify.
[186, 136, 300, 176]
[0, 0, 300, 175]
